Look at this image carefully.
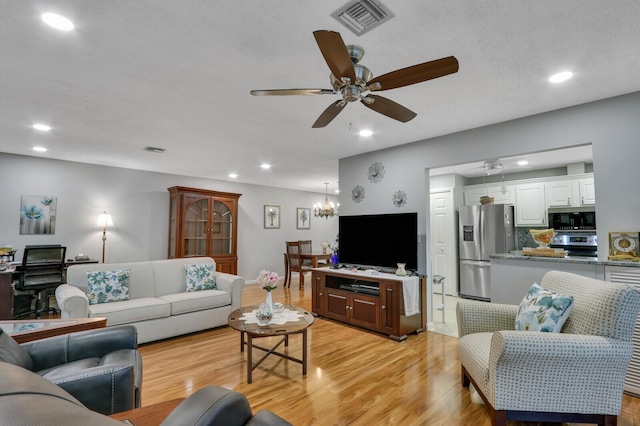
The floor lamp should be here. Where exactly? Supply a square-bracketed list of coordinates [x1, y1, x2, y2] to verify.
[95, 211, 114, 263]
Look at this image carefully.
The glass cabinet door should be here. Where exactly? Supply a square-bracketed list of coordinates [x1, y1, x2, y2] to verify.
[210, 200, 233, 255]
[183, 198, 208, 257]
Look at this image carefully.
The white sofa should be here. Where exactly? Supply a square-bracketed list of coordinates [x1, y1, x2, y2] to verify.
[56, 257, 244, 344]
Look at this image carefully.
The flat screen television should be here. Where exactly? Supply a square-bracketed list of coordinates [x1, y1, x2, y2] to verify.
[338, 212, 418, 273]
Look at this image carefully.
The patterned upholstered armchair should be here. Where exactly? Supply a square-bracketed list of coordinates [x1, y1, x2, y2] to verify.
[457, 270, 640, 426]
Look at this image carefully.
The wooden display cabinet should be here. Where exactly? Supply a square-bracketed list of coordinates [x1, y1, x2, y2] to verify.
[312, 269, 426, 341]
[167, 186, 241, 274]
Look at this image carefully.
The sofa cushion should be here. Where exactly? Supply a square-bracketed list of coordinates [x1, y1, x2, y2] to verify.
[89, 297, 170, 326]
[515, 282, 574, 332]
[151, 257, 216, 296]
[87, 269, 131, 305]
[0, 329, 33, 370]
[67, 262, 156, 299]
[184, 264, 217, 292]
[159, 290, 231, 315]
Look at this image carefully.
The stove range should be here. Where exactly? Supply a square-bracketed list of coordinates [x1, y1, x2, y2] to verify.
[550, 231, 598, 257]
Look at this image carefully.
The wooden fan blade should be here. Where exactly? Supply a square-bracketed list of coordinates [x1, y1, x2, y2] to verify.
[250, 89, 335, 96]
[312, 100, 347, 128]
[368, 56, 459, 91]
[313, 30, 356, 83]
[361, 95, 417, 123]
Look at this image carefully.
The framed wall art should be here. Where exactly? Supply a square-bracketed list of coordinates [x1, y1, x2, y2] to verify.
[296, 207, 311, 229]
[20, 195, 57, 234]
[264, 205, 280, 229]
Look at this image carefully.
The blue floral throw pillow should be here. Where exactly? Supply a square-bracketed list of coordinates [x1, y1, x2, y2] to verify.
[86, 269, 131, 305]
[515, 282, 574, 332]
[184, 264, 217, 292]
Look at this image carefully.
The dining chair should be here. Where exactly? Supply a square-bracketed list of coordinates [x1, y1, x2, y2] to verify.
[298, 240, 313, 267]
[285, 241, 311, 289]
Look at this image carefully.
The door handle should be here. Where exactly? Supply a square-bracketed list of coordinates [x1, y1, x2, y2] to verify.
[462, 260, 490, 267]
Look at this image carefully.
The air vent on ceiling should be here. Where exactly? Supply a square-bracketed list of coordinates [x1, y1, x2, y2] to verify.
[331, 0, 394, 36]
[143, 146, 166, 153]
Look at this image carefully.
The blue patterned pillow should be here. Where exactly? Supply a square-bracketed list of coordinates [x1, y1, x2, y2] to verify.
[515, 282, 574, 332]
[86, 269, 130, 305]
[184, 264, 217, 292]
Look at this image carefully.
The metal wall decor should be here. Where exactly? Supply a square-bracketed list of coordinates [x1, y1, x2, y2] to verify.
[392, 190, 407, 208]
[367, 162, 385, 183]
[351, 185, 365, 203]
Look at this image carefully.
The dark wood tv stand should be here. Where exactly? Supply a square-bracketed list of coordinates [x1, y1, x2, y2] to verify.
[311, 268, 426, 341]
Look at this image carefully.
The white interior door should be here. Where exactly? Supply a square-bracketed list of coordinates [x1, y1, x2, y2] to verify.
[430, 190, 457, 296]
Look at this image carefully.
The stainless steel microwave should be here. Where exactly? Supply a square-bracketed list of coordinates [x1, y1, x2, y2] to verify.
[549, 210, 596, 230]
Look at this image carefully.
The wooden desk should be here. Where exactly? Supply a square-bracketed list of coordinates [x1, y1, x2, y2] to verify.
[0, 271, 13, 320]
[110, 398, 185, 425]
[0, 317, 107, 343]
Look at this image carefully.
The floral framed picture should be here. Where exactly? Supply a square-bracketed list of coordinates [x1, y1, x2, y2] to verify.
[296, 207, 311, 229]
[20, 195, 57, 234]
[264, 205, 280, 229]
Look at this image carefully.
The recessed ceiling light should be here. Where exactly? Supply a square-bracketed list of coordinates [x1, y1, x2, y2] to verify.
[517, 160, 529, 166]
[549, 71, 573, 83]
[32, 123, 51, 132]
[41, 13, 75, 31]
[228, 173, 238, 179]
[32, 146, 48, 152]
[260, 163, 271, 170]
[359, 129, 373, 137]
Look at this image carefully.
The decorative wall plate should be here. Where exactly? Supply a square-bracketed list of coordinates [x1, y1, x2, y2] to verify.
[351, 185, 365, 203]
[367, 162, 385, 183]
[392, 190, 407, 208]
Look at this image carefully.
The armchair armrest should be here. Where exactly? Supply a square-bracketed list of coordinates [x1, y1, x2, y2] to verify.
[213, 272, 245, 311]
[456, 300, 518, 337]
[46, 363, 137, 415]
[489, 331, 634, 413]
[22, 325, 138, 370]
[55, 284, 89, 319]
[160, 386, 292, 426]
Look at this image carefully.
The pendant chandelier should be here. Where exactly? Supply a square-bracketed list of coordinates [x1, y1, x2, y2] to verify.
[314, 183, 339, 219]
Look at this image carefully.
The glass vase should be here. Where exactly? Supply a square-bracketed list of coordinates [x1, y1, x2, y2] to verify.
[265, 291, 273, 312]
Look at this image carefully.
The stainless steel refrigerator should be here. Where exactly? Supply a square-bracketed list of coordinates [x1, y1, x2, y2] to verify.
[459, 204, 514, 301]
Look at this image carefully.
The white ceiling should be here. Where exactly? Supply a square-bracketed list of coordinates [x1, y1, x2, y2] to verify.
[2, 1, 639, 194]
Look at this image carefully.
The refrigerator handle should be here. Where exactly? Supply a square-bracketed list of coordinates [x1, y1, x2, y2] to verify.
[479, 206, 485, 256]
[461, 260, 491, 267]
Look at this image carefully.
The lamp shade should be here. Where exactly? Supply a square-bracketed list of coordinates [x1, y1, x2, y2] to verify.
[95, 211, 114, 228]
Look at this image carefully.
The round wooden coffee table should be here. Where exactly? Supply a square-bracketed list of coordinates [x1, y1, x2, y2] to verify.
[228, 304, 314, 383]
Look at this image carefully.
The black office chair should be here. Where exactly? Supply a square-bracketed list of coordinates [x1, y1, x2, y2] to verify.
[14, 245, 66, 319]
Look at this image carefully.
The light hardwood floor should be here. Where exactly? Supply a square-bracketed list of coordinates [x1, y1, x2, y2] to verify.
[137, 276, 640, 426]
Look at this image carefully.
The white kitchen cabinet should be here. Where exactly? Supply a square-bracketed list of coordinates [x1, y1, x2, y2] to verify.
[487, 185, 514, 204]
[464, 185, 514, 206]
[579, 178, 596, 205]
[464, 187, 486, 206]
[515, 182, 547, 226]
[547, 180, 575, 207]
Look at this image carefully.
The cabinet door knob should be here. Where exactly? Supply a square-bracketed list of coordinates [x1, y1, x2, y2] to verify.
[319, 292, 323, 296]
[382, 305, 386, 309]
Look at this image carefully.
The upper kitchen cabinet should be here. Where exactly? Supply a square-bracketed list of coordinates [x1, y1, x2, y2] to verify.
[464, 185, 514, 205]
[167, 186, 241, 274]
[515, 182, 547, 226]
[546, 174, 595, 208]
[578, 177, 596, 205]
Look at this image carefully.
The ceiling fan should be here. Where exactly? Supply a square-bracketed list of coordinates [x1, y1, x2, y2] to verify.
[250, 30, 459, 128]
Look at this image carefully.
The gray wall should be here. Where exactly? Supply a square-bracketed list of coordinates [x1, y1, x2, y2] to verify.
[0, 153, 338, 281]
[340, 91, 640, 275]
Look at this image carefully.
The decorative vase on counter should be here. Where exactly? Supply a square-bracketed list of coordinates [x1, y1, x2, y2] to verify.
[395, 263, 407, 276]
[331, 253, 339, 266]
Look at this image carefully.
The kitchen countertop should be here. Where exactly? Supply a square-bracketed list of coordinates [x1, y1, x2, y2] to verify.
[490, 252, 640, 268]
